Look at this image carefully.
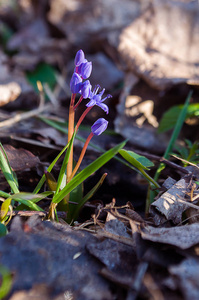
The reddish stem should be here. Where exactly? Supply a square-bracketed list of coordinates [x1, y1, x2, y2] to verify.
[75, 106, 93, 132]
[74, 95, 83, 110]
[68, 132, 94, 181]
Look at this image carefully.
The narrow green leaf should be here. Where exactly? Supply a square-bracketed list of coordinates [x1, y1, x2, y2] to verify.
[52, 141, 126, 204]
[164, 90, 193, 160]
[119, 149, 159, 188]
[45, 172, 57, 192]
[0, 191, 44, 211]
[0, 144, 19, 194]
[119, 150, 154, 170]
[12, 192, 52, 203]
[0, 143, 18, 188]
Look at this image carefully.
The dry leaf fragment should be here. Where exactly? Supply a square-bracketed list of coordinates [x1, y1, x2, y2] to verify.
[150, 178, 189, 225]
[2, 145, 40, 171]
[141, 223, 199, 250]
[169, 258, 199, 300]
[118, 0, 199, 90]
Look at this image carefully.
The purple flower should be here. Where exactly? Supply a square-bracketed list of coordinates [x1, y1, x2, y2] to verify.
[75, 50, 85, 67]
[91, 118, 108, 136]
[70, 72, 82, 94]
[76, 59, 92, 79]
[81, 80, 92, 99]
[86, 87, 111, 114]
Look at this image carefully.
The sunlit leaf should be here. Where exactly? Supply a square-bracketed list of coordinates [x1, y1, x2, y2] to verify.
[0, 198, 11, 223]
[158, 102, 198, 133]
[119, 149, 154, 171]
[0, 144, 19, 194]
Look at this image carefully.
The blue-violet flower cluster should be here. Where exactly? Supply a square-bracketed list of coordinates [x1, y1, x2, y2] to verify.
[70, 49, 111, 135]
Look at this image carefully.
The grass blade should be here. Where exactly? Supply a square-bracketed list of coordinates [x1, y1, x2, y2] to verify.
[0, 144, 19, 194]
[52, 141, 126, 204]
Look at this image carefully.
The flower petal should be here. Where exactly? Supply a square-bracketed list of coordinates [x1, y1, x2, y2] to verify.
[96, 102, 109, 114]
[86, 99, 96, 107]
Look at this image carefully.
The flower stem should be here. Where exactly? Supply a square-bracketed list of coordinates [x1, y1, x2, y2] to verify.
[68, 132, 94, 181]
[67, 93, 76, 182]
[75, 106, 92, 131]
[74, 95, 83, 110]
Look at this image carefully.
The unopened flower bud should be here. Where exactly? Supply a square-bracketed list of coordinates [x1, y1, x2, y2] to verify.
[91, 118, 108, 136]
[77, 60, 92, 79]
[75, 50, 85, 66]
[70, 72, 82, 94]
[81, 80, 92, 99]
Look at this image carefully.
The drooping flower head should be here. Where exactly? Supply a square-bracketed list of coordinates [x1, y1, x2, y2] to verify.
[91, 118, 108, 136]
[86, 86, 112, 114]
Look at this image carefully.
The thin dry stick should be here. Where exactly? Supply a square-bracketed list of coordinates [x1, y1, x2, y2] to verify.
[0, 103, 52, 128]
[171, 154, 199, 170]
[176, 195, 199, 209]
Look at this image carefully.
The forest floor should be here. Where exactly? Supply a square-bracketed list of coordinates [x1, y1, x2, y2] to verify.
[0, 1, 199, 300]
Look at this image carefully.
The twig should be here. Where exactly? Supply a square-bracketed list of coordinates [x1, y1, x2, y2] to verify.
[171, 154, 199, 170]
[135, 150, 190, 174]
[0, 103, 53, 128]
[96, 230, 135, 247]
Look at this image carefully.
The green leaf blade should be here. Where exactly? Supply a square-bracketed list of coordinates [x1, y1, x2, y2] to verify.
[52, 141, 126, 204]
[119, 149, 154, 170]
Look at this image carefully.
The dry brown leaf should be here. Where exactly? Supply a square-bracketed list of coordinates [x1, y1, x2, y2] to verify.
[2, 144, 40, 171]
[141, 223, 199, 250]
[118, 0, 199, 90]
[150, 178, 190, 225]
[169, 258, 199, 300]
